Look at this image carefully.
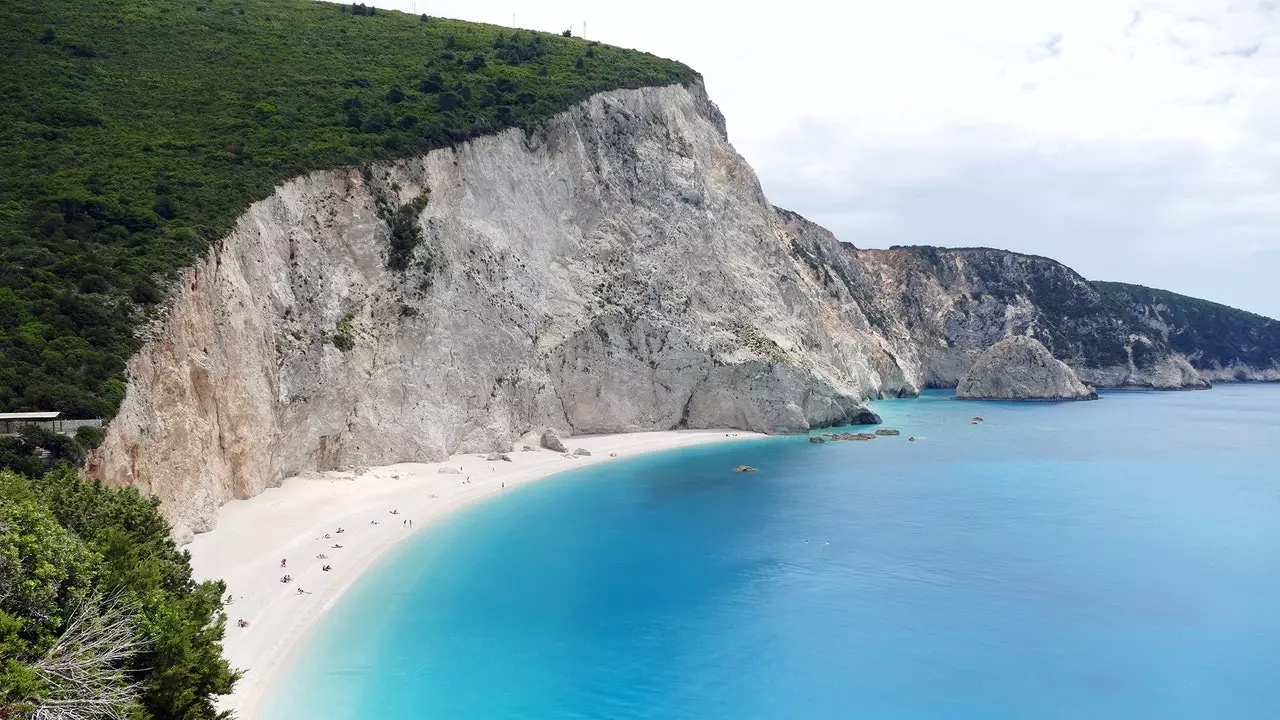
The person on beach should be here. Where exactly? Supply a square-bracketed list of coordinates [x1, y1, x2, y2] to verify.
[332, 543, 343, 548]
[322, 564, 331, 572]
[237, 619, 248, 628]
[226, 594, 234, 604]
[296, 588, 311, 595]
[280, 558, 287, 568]
[336, 527, 345, 534]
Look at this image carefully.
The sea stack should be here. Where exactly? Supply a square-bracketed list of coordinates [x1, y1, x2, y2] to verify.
[957, 336, 1098, 401]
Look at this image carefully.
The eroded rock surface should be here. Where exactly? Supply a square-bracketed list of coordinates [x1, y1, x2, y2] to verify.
[90, 81, 1242, 537]
[91, 83, 891, 535]
[957, 336, 1098, 401]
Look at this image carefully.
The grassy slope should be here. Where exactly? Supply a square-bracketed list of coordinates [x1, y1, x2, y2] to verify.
[0, 0, 695, 417]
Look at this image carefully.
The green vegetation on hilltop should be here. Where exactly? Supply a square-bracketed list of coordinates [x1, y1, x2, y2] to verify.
[1095, 281, 1280, 372]
[0, 0, 696, 418]
[0, 468, 236, 718]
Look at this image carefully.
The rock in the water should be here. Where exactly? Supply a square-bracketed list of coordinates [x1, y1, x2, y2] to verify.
[907, 436, 916, 442]
[844, 408, 882, 425]
[573, 448, 591, 456]
[438, 467, 461, 474]
[829, 432, 877, 441]
[874, 428, 900, 436]
[809, 436, 826, 444]
[486, 452, 512, 462]
[970, 417, 983, 424]
[735, 465, 757, 472]
[957, 336, 1098, 401]
[540, 428, 567, 453]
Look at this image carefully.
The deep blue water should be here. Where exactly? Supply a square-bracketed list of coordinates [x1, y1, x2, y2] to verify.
[264, 386, 1280, 719]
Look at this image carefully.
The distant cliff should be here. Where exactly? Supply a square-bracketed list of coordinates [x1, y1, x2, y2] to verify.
[782, 228, 1231, 390]
[1095, 282, 1280, 382]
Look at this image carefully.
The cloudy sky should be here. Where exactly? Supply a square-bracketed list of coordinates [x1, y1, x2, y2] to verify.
[368, 0, 1279, 318]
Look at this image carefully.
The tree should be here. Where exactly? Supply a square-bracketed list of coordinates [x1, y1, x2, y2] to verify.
[25, 469, 239, 719]
[73, 426, 104, 451]
[30, 595, 145, 720]
[561, 29, 572, 37]
[575, 57, 584, 69]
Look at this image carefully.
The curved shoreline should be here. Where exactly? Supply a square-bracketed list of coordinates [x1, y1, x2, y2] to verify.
[187, 430, 764, 718]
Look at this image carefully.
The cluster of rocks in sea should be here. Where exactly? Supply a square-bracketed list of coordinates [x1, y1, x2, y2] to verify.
[811, 427, 904, 443]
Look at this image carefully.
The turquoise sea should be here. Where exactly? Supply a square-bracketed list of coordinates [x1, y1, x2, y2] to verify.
[264, 386, 1280, 719]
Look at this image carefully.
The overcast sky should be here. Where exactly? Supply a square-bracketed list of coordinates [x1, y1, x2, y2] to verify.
[366, 0, 1278, 318]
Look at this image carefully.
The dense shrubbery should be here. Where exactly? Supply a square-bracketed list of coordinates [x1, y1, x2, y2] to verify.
[0, 468, 236, 718]
[0, 0, 696, 419]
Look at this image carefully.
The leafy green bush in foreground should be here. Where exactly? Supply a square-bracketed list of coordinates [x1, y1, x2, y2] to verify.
[0, 468, 237, 719]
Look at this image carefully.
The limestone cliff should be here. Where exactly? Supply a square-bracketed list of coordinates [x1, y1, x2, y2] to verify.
[90, 82, 1271, 538]
[1095, 282, 1280, 382]
[781, 231, 1214, 390]
[91, 83, 898, 539]
[956, 336, 1097, 401]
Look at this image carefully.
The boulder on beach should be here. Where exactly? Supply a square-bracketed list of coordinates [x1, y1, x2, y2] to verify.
[874, 428, 901, 436]
[438, 467, 461, 475]
[540, 428, 568, 453]
[573, 448, 592, 457]
[957, 336, 1098, 401]
[486, 452, 512, 462]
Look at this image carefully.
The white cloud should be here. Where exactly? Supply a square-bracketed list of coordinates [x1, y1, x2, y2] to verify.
[368, 0, 1280, 317]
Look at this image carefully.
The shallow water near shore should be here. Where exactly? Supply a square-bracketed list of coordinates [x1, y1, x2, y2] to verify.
[263, 386, 1280, 719]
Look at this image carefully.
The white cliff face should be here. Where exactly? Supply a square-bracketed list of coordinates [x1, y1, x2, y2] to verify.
[91, 82, 1231, 538]
[956, 336, 1098, 401]
[91, 83, 898, 538]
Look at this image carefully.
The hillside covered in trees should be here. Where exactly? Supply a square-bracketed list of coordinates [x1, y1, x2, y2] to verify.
[0, 0, 696, 419]
[1095, 281, 1280, 375]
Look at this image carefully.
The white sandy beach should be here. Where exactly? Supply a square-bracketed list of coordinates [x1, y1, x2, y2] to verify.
[187, 429, 761, 718]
